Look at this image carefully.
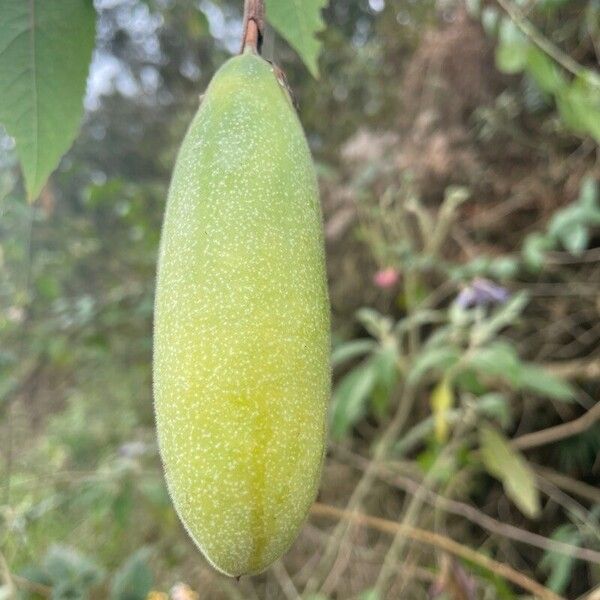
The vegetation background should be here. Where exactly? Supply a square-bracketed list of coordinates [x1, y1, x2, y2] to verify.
[1, 0, 599, 598]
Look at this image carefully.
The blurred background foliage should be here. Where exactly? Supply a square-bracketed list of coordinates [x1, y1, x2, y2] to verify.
[1, 0, 599, 598]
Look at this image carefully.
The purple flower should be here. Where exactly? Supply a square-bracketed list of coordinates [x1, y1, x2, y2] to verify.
[456, 278, 509, 309]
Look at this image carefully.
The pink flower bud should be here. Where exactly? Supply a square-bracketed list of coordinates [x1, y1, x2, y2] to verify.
[373, 267, 399, 289]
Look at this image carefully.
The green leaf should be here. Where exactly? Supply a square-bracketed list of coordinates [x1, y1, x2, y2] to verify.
[479, 425, 540, 518]
[547, 201, 599, 255]
[356, 307, 393, 339]
[540, 525, 580, 593]
[0, 0, 96, 201]
[394, 413, 454, 456]
[560, 222, 588, 254]
[519, 364, 575, 401]
[265, 0, 328, 78]
[526, 47, 565, 94]
[408, 346, 460, 386]
[43, 545, 104, 599]
[578, 176, 598, 210]
[467, 341, 522, 386]
[522, 232, 554, 272]
[330, 360, 377, 438]
[331, 339, 377, 367]
[495, 18, 528, 74]
[370, 345, 399, 417]
[476, 393, 511, 428]
[467, 341, 574, 401]
[16, 564, 53, 597]
[454, 368, 486, 395]
[488, 256, 519, 280]
[481, 7, 500, 35]
[416, 443, 459, 485]
[112, 478, 134, 528]
[471, 291, 529, 346]
[110, 548, 153, 600]
[557, 73, 600, 143]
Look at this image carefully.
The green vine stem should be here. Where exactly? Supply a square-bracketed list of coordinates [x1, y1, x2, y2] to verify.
[496, 0, 598, 84]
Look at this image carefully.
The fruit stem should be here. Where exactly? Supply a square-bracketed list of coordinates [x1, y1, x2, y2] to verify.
[241, 0, 264, 55]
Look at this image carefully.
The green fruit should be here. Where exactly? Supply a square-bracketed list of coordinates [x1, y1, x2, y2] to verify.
[153, 51, 330, 577]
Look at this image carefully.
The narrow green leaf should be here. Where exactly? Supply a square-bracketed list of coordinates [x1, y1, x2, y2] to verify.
[467, 341, 522, 386]
[265, 0, 328, 78]
[43, 545, 104, 596]
[370, 345, 399, 417]
[408, 346, 460, 386]
[479, 425, 541, 518]
[548, 203, 591, 255]
[560, 223, 588, 254]
[557, 73, 600, 143]
[495, 18, 528, 74]
[540, 525, 580, 593]
[578, 176, 598, 210]
[520, 364, 575, 401]
[331, 339, 377, 367]
[481, 7, 500, 35]
[526, 47, 565, 94]
[476, 393, 511, 428]
[522, 232, 554, 272]
[330, 360, 377, 438]
[110, 548, 153, 600]
[356, 307, 393, 338]
[471, 292, 529, 346]
[394, 410, 462, 456]
[0, 0, 96, 201]
[488, 256, 519, 280]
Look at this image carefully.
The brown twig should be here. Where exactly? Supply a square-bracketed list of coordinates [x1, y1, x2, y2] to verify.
[512, 401, 600, 451]
[542, 359, 600, 381]
[303, 385, 418, 595]
[533, 476, 600, 540]
[240, 0, 264, 54]
[334, 447, 600, 564]
[534, 465, 600, 505]
[310, 502, 566, 600]
[495, 0, 592, 81]
[271, 562, 299, 600]
[373, 413, 473, 596]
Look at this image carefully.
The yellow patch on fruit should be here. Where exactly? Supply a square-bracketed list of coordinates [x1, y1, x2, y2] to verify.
[153, 52, 330, 577]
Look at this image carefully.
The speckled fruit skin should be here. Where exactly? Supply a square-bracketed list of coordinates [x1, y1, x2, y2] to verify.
[153, 52, 330, 577]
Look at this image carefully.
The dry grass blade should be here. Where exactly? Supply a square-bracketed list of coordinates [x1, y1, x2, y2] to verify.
[310, 502, 566, 600]
[333, 448, 600, 564]
[303, 385, 418, 594]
